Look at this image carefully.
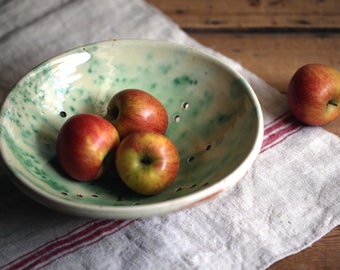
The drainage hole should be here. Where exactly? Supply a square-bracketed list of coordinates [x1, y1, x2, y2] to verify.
[59, 111, 67, 118]
[175, 187, 182, 192]
[173, 115, 180, 123]
[182, 102, 190, 110]
[205, 144, 212, 151]
[187, 156, 195, 163]
[61, 192, 68, 196]
[76, 194, 83, 198]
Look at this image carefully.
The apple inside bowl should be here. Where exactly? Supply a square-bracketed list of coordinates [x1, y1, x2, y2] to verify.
[0, 39, 263, 219]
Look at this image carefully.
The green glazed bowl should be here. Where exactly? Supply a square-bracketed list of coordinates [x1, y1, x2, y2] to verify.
[0, 40, 263, 219]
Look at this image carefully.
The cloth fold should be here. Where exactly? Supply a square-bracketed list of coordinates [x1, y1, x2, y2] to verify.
[0, 0, 339, 269]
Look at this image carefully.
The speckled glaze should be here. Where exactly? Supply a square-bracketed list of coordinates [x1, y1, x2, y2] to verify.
[0, 40, 263, 219]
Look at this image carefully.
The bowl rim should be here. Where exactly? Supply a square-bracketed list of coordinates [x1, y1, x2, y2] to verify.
[0, 39, 264, 219]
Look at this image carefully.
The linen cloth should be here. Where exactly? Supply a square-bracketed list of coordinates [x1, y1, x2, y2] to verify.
[0, 0, 339, 269]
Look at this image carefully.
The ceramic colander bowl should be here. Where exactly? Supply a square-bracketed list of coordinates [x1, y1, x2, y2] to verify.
[0, 40, 263, 219]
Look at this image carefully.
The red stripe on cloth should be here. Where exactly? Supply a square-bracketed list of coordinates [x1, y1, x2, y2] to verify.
[261, 126, 303, 153]
[261, 114, 303, 153]
[0, 112, 304, 269]
[1, 219, 99, 269]
[1, 220, 134, 270]
[30, 220, 135, 270]
[264, 112, 294, 136]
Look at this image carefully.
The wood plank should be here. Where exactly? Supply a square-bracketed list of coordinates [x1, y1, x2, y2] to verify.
[148, 0, 340, 30]
[190, 32, 340, 136]
[269, 226, 340, 270]
[190, 32, 340, 92]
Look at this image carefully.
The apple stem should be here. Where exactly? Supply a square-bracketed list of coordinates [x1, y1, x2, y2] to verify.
[328, 101, 338, 107]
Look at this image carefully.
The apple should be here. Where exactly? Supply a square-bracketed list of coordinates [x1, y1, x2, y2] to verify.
[115, 131, 180, 195]
[106, 89, 168, 139]
[288, 63, 340, 125]
[56, 113, 120, 181]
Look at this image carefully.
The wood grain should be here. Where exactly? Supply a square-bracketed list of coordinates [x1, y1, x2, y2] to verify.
[148, 0, 340, 31]
[270, 226, 340, 270]
[147, 0, 340, 269]
[189, 32, 340, 136]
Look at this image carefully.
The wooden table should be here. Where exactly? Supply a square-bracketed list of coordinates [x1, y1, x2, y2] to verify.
[146, 0, 340, 269]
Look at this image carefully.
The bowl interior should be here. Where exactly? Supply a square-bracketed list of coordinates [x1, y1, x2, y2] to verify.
[0, 40, 262, 212]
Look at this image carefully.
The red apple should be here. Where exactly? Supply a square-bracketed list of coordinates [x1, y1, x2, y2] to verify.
[115, 131, 180, 195]
[288, 64, 340, 125]
[56, 113, 120, 181]
[106, 89, 168, 139]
